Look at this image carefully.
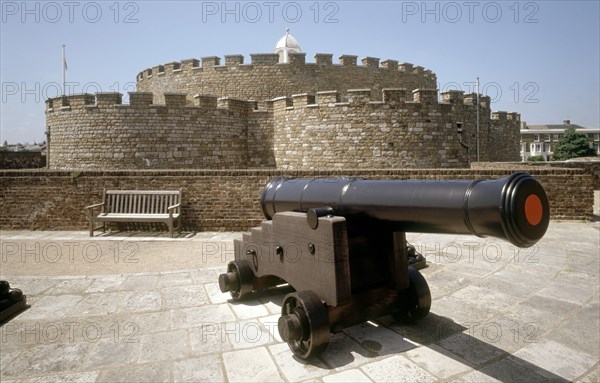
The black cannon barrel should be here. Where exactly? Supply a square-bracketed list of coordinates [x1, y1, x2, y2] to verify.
[260, 173, 550, 248]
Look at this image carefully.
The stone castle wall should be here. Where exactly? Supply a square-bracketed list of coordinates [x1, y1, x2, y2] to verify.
[271, 88, 465, 169]
[46, 92, 254, 169]
[490, 111, 521, 161]
[46, 52, 521, 170]
[440, 91, 521, 164]
[46, 87, 521, 170]
[136, 54, 437, 105]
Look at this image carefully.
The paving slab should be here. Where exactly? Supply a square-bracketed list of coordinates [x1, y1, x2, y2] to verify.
[138, 329, 190, 363]
[405, 343, 472, 379]
[96, 362, 170, 383]
[172, 354, 226, 383]
[1, 222, 598, 382]
[170, 304, 236, 330]
[222, 347, 283, 382]
[188, 325, 234, 356]
[321, 368, 372, 382]
[513, 339, 598, 381]
[268, 343, 330, 382]
[360, 354, 437, 382]
[317, 332, 375, 371]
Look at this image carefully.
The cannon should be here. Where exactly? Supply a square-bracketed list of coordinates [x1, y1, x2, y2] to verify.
[0, 280, 28, 324]
[218, 173, 549, 359]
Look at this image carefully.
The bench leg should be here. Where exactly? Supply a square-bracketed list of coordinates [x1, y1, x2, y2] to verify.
[168, 221, 174, 238]
[89, 218, 94, 237]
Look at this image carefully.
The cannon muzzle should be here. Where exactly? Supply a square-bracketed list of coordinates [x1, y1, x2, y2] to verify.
[260, 173, 549, 248]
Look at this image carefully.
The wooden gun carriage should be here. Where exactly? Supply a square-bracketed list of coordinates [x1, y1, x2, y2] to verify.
[218, 173, 550, 359]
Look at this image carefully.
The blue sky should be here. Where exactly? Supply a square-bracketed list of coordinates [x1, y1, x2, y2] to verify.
[1, 0, 599, 144]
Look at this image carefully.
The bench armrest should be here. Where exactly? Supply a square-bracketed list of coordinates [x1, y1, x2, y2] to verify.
[85, 202, 104, 217]
[86, 202, 105, 210]
[168, 203, 180, 218]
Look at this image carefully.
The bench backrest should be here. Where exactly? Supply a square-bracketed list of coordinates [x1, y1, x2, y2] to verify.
[103, 190, 182, 214]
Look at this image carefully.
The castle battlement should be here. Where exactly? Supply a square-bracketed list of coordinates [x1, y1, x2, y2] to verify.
[440, 90, 492, 109]
[45, 92, 258, 115]
[507, 112, 520, 121]
[266, 88, 505, 111]
[491, 111, 520, 122]
[136, 53, 437, 82]
[135, 51, 438, 106]
[45, 34, 521, 171]
[46, 90, 518, 122]
[492, 111, 508, 121]
[461, 92, 492, 108]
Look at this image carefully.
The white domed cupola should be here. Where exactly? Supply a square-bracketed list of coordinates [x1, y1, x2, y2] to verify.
[275, 28, 302, 63]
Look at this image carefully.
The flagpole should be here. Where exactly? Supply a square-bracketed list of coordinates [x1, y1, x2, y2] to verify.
[476, 76, 480, 162]
[62, 44, 66, 96]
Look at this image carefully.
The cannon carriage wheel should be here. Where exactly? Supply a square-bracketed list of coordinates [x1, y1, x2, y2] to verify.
[278, 290, 330, 359]
[394, 266, 431, 323]
[219, 260, 254, 301]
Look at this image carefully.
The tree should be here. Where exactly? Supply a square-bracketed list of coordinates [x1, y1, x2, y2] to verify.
[552, 127, 596, 161]
[528, 155, 545, 162]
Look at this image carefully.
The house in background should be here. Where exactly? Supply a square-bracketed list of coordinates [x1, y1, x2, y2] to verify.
[520, 120, 600, 161]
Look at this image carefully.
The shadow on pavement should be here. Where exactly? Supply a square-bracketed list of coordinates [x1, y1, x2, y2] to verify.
[239, 284, 570, 382]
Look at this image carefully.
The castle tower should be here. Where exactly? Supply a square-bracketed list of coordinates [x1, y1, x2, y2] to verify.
[274, 28, 302, 63]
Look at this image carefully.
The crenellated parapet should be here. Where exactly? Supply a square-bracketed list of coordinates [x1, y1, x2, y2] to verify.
[136, 53, 437, 105]
[266, 88, 503, 111]
[136, 53, 436, 81]
[270, 88, 444, 110]
[491, 111, 521, 122]
[440, 90, 492, 109]
[46, 92, 260, 116]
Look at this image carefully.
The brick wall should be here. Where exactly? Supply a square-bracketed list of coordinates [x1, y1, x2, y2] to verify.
[0, 168, 593, 232]
[473, 161, 600, 189]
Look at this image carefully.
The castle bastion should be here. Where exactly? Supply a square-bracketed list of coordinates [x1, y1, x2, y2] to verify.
[46, 31, 521, 170]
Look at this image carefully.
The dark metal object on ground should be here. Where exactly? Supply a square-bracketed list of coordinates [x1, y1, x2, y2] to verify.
[219, 173, 550, 359]
[0, 280, 28, 324]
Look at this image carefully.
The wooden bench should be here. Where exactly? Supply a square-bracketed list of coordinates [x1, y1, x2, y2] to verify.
[86, 190, 182, 237]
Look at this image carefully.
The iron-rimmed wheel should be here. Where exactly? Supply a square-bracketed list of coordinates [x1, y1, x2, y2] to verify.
[395, 266, 431, 323]
[218, 260, 254, 301]
[278, 290, 329, 359]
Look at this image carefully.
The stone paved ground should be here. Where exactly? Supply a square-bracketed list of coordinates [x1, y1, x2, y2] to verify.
[1, 222, 598, 382]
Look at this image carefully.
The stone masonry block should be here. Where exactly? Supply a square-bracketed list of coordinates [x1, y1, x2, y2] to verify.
[225, 55, 244, 65]
[361, 57, 380, 68]
[165, 93, 187, 108]
[201, 56, 221, 68]
[314, 53, 333, 65]
[96, 92, 122, 106]
[129, 92, 154, 107]
[339, 55, 358, 66]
